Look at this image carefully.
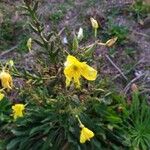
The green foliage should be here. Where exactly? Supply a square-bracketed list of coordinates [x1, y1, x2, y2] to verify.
[130, 0, 150, 20]
[0, 97, 12, 126]
[0, 97, 12, 147]
[72, 35, 79, 51]
[0, 20, 16, 50]
[47, 1, 73, 24]
[17, 32, 30, 53]
[0, 2, 31, 53]
[0, 16, 29, 52]
[4, 92, 130, 150]
[0, 140, 6, 150]
[124, 47, 136, 57]
[50, 10, 65, 23]
[22, 1, 64, 64]
[121, 91, 150, 149]
[107, 23, 129, 44]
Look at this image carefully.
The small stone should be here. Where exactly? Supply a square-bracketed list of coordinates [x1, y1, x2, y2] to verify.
[142, 16, 150, 29]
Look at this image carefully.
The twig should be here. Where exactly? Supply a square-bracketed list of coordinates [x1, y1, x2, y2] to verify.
[105, 54, 128, 81]
[0, 45, 19, 57]
[80, 40, 99, 50]
[130, 30, 150, 38]
[123, 73, 145, 95]
[58, 27, 65, 36]
[113, 58, 144, 80]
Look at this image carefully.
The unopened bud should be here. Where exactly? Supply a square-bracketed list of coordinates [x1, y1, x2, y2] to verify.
[117, 106, 123, 113]
[77, 27, 84, 41]
[131, 83, 138, 92]
[90, 17, 99, 29]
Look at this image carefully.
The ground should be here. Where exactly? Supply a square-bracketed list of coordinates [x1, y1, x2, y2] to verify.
[0, 0, 149, 94]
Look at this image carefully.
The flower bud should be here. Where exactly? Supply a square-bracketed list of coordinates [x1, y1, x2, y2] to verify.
[131, 83, 138, 92]
[90, 17, 99, 29]
[77, 27, 84, 41]
[27, 38, 32, 51]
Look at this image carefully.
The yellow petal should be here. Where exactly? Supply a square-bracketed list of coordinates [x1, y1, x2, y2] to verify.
[64, 55, 80, 67]
[12, 104, 25, 120]
[80, 131, 87, 144]
[0, 93, 4, 101]
[80, 127, 94, 144]
[64, 55, 82, 87]
[65, 77, 71, 87]
[64, 66, 74, 87]
[74, 76, 81, 88]
[0, 71, 13, 90]
[81, 63, 97, 81]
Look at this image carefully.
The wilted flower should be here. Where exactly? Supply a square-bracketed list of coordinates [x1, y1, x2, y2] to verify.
[80, 124, 95, 143]
[64, 55, 97, 88]
[0, 93, 4, 101]
[76, 115, 94, 144]
[105, 37, 118, 47]
[0, 70, 13, 90]
[77, 27, 84, 41]
[27, 38, 32, 51]
[12, 104, 25, 120]
[90, 17, 99, 29]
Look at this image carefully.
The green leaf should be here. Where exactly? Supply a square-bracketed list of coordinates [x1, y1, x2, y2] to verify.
[33, 39, 44, 47]
[33, 2, 39, 12]
[72, 35, 78, 51]
[29, 23, 38, 33]
[6, 138, 21, 150]
[29, 123, 49, 135]
[11, 130, 28, 136]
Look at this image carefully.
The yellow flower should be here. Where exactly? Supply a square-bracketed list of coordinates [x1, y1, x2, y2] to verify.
[80, 124, 94, 144]
[105, 37, 118, 47]
[90, 17, 99, 29]
[64, 55, 97, 88]
[0, 70, 13, 90]
[0, 93, 4, 101]
[27, 38, 32, 51]
[12, 104, 25, 120]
